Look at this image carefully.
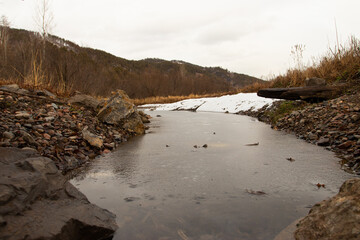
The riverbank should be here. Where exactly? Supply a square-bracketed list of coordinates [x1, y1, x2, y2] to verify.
[242, 93, 360, 175]
[0, 84, 150, 173]
[0, 84, 149, 240]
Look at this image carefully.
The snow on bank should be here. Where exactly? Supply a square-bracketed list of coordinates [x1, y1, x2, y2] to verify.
[141, 93, 276, 113]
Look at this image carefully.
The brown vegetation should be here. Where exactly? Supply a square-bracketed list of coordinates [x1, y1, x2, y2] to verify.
[241, 36, 360, 93]
[133, 91, 239, 105]
[0, 27, 263, 99]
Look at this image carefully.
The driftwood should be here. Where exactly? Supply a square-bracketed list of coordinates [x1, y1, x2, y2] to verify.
[257, 85, 344, 102]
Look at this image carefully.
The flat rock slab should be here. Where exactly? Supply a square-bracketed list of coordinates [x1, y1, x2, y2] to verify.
[0, 147, 117, 240]
[257, 86, 344, 102]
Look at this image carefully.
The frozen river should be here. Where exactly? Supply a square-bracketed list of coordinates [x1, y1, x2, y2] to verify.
[71, 111, 352, 240]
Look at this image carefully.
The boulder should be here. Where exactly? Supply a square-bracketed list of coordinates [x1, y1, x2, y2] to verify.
[0, 147, 117, 240]
[68, 93, 101, 111]
[294, 178, 360, 240]
[97, 90, 145, 135]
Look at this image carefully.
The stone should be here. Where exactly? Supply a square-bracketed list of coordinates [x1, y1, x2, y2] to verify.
[0, 147, 117, 240]
[97, 90, 145, 135]
[338, 141, 354, 149]
[43, 133, 51, 140]
[0, 84, 20, 92]
[305, 77, 326, 87]
[44, 116, 55, 122]
[68, 93, 101, 111]
[82, 126, 103, 148]
[35, 89, 57, 99]
[3, 131, 15, 140]
[20, 130, 38, 146]
[307, 132, 318, 141]
[16, 88, 30, 95]
[104, 142, 115, 149]
[15, 111, 31, 119]
[294, 178, 360, 240]
[317, 137, 330, 146]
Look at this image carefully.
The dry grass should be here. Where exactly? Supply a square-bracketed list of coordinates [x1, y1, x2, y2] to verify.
[241, 36, 360, 93]
[133, 91, 238, 105]
[0, 57, 72, 97]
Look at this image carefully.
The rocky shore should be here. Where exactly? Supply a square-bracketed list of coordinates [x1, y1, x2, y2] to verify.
[241, 93, 360, 175]
[0, 147, 117, 240]
[0, 84, 150, 240]
[241, 89, 360, 240]
[0, 84, 150, 173]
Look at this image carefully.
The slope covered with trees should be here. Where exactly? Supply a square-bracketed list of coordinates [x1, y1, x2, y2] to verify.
[0, 27, 264, 98]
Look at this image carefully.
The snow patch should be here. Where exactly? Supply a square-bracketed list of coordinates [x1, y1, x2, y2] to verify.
[141, 93, 275, 113]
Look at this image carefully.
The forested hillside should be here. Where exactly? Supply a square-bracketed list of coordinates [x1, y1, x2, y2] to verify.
[0, 27, 264, 98]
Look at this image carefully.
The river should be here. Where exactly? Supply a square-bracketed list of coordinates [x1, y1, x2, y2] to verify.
[71, 111, 353, 240]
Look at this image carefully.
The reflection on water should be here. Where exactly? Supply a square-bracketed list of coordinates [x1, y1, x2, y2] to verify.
[71, 111, 353, 240]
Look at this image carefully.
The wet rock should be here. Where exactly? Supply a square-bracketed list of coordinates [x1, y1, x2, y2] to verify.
[295, 178, 360, 240]
[97, 90, 145, 135]
[82, 127, 103, 148]
[0, 147, 117, 240]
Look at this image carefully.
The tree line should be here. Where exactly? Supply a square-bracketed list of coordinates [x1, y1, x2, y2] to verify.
[0, 26, 263, 98]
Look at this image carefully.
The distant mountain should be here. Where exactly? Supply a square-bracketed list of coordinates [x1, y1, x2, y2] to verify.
[0, 27, 264, 98]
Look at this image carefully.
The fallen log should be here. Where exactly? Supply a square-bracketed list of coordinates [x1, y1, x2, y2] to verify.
[257, 86, 344, 102]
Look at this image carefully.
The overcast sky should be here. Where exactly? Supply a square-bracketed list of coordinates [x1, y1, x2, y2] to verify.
[1, 0, 360, 78]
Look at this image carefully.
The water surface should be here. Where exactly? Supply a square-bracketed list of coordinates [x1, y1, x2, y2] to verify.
[71, 111, 353, 240]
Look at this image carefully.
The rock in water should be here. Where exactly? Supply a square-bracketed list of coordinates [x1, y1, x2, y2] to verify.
[97, 90, 145, 135]
[0, 147, 117, 240]
[294, 178, 360, 240]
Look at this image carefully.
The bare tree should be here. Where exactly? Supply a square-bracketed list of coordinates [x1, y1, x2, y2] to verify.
[34, 0, 54, 39]
[0, 15, 10, 65]
[34, 0, 54, 60]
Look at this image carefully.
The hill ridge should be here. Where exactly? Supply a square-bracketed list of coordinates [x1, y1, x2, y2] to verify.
[0, 27, 264, 98]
